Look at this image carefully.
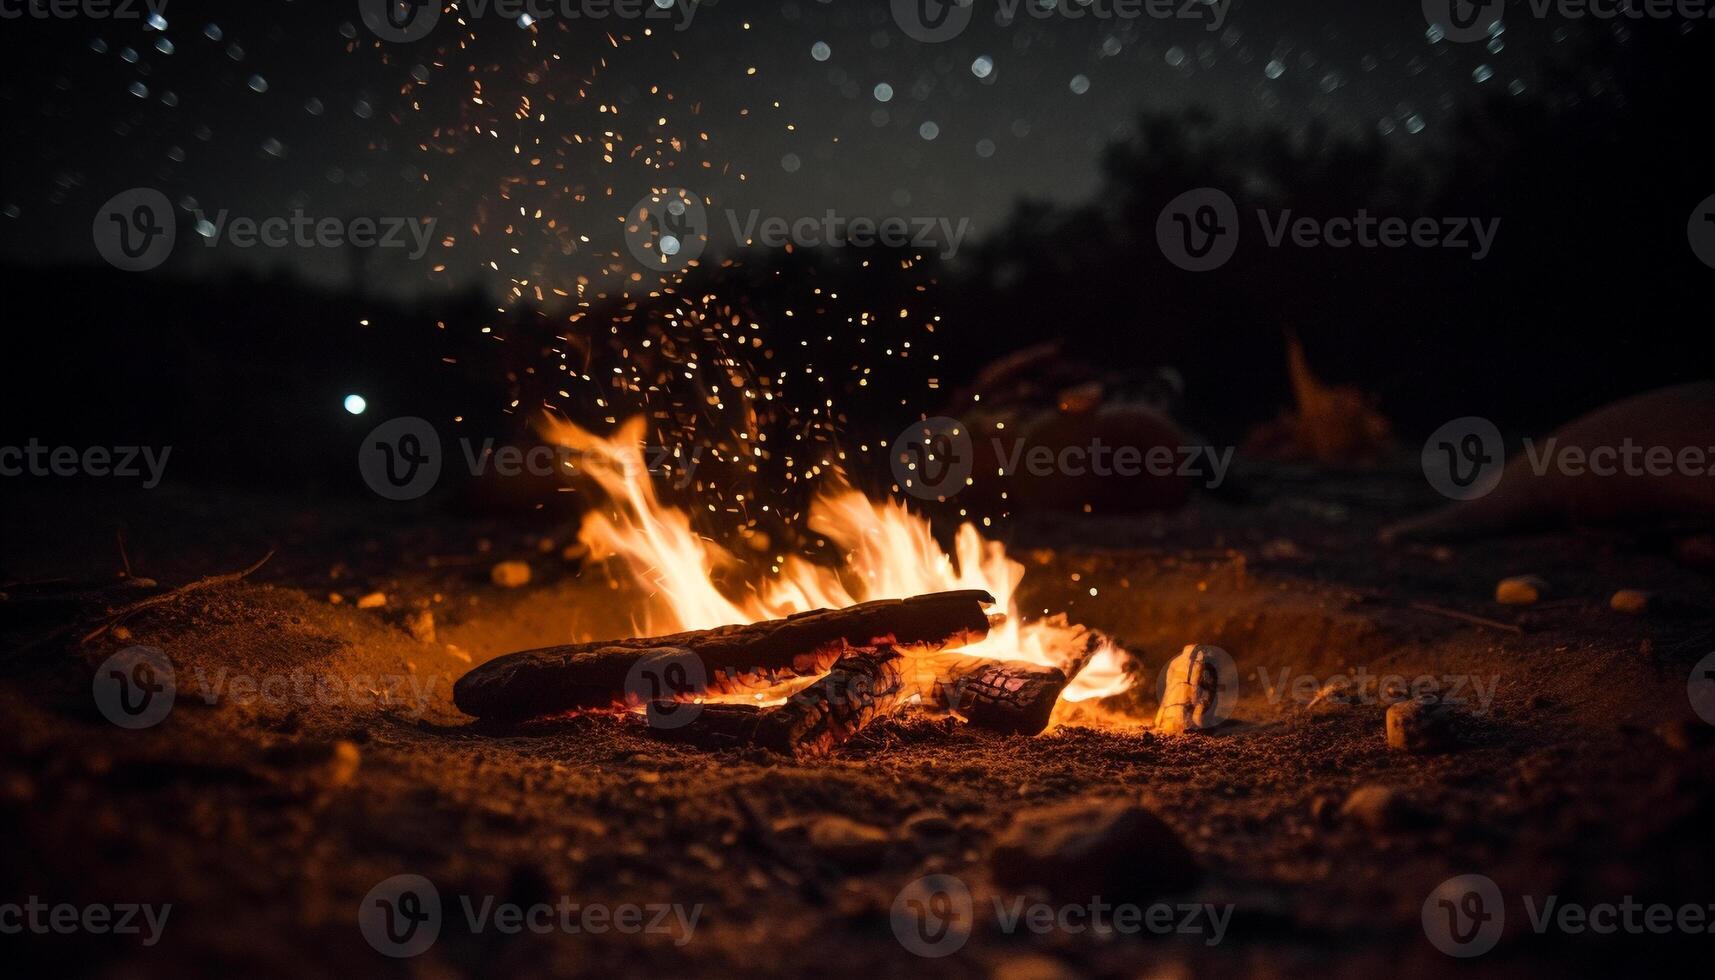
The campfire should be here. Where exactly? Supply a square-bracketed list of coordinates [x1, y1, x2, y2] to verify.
[451, 417, 1138, 752]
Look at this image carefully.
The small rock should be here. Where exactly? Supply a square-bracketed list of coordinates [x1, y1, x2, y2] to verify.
[806, 815, 891, 869]
[903, 810, 956, 839]
[1675, 533, 1715, 570]
[404, 608, 436, 644]
[1609, 589, 1651, 615]
[356, 591, 387, 610]
[1495, 575, 1548, 605]
[1386, 694, 1458, 753]
[1655, 720, 1715, 751]
[325, 740, 362, 787]
[990, 799, 1199, 904]
[327, 592, 343, 605]
[1339, 785, 1411, 831]
[490, 561, 532, 588]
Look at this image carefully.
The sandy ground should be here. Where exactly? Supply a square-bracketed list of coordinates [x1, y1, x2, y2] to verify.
[2, 465, 1712, 978]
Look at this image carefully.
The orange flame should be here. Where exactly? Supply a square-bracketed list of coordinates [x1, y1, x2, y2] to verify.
[542, 417, 1135, 713]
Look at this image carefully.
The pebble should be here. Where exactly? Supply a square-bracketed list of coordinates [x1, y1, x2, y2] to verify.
[1495, 575, 1548, 605]
[806, 815, 891, 869]
[1609, 589, 1651, 614]
[1655, 720, 1715, 751]
[1386, 694, 1457, 753]
[1339, 785, 1410, 831]
[990, 798, 1199, 904]
[903, 810, 956, 838]
[491, 561, 532, 588]
[356, 591, 387, 610]
[404, 608, 437, 644]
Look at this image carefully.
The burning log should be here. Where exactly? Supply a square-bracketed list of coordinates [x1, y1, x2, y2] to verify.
[453, 590, 993, 721]
[918, 618, 1110, 735]
[652, 649, 908, 758]
[924, 658, 1071, 736]
[767, 648, 908, 757]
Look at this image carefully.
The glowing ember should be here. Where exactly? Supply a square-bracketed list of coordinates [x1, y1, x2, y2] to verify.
[541, 416, 1135, 721]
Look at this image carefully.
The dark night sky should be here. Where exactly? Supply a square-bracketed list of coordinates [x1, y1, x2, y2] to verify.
[1, 1, 1583, 298]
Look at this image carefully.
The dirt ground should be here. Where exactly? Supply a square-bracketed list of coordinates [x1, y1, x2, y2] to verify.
[2, 464, 1712, 978]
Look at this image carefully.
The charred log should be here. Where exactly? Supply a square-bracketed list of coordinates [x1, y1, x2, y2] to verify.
[650, 649, 908, 758]
[453, 590, 993, 721]
[926, 658, 1071, 736]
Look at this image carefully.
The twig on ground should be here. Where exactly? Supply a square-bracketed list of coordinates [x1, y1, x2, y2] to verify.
[1408, 601, 1525, 635]
[80, 550, 275, 645]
